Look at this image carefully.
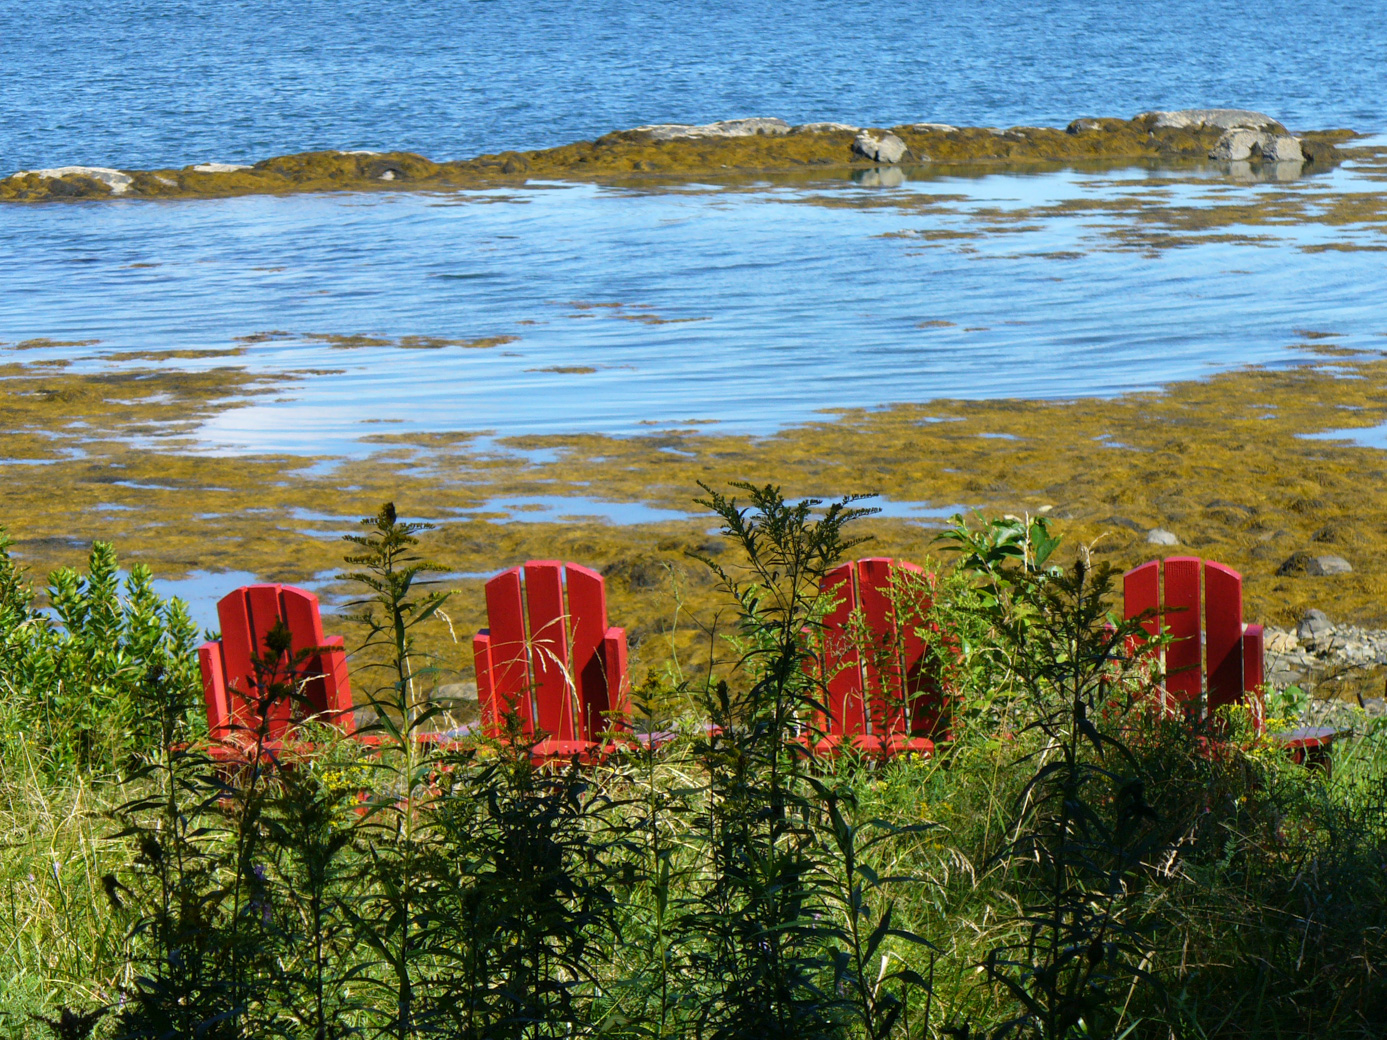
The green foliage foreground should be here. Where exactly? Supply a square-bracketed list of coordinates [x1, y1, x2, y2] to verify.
[1, 491, 1385, 1040]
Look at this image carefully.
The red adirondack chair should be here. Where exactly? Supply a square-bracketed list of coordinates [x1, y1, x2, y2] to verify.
[1123, 557, 1334, 767]
[473, 561, 630, 759]
[808, 557, 946, 756]
[198, 584, 355, 756]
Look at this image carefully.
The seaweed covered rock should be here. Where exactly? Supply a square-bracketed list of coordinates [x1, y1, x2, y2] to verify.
[0, 111, 1356, 202]
[7, 166, 134, 197]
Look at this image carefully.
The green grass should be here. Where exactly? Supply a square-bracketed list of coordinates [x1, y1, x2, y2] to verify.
[1, 499, 1385, 1039]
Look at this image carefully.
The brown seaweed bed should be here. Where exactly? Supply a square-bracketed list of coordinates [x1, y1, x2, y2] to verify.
[4, 342, 1387, 700]
[0, 114, 1361, 202]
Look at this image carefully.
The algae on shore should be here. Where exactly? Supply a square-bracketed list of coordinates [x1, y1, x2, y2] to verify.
[5, 348, 1387, 700]
[0, 116, 1359, 203]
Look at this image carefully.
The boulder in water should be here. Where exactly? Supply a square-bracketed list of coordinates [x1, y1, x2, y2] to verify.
[1209, 128, 1304, 163]
[853, 131, 909, 164]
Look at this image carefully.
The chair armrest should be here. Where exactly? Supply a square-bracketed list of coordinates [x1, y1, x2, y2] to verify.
[474, 629, 498, 737]
[602, 626, 630, 727]
[318, 636, 356, 735]
[1241, 624, 1265, 733]
[198, 640, 231, 742]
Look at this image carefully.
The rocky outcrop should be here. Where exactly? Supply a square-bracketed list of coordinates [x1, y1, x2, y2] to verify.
[633, 118, 791, 141]
[1265, 616, 1387, 714]
[852, 131, 909, 164]
[1, 112, 1354, 202]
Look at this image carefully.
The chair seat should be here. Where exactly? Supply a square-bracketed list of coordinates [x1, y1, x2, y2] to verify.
[531, 737, 599, 762]
[1273, 725, 1337, 750]
[808, 733, 935, 757]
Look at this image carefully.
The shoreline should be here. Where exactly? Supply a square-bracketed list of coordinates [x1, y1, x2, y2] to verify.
[1, 110, 1358, 202]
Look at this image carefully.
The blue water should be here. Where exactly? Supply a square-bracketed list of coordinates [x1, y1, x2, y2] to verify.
[3, 160, 1386, 454]
[3, 0, 1385, 175]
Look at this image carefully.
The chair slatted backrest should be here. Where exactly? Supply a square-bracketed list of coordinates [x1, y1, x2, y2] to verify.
[1122, 557, 1264, 721]
[816, 557, 943, 740]
[201, 584, 354, 743]
[474, 561, 629, 742]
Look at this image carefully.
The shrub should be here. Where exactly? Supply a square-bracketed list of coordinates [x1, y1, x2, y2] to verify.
[0, 532, 201, 775]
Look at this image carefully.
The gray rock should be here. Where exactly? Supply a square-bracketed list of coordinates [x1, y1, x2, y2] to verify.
[792, 122, 859, 134]
[635, 118, 791, 141]
[1209, 128, 1263, 161]
[1209, 129, 1304, 163]
[1260, 135, 1304, 162]
[1306, 554, 1352, 576]
[190, 162, 252, 173]
[1146, 528, 1179, 546]
[19, 166, 133, 194]
[853, 131, 909, 164]
[1141, 108, 1282, 131]
[1297, 609, 1334, 645]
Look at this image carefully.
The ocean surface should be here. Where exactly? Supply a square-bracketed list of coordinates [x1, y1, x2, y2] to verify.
[3, 0, 1385, 174]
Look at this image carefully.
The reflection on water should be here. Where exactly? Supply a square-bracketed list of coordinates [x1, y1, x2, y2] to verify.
[149, 569, 260, 633]
[2, 162, 1386, 457]
[463, 496, 696, 525]
[1302, 423, 1387, 451]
